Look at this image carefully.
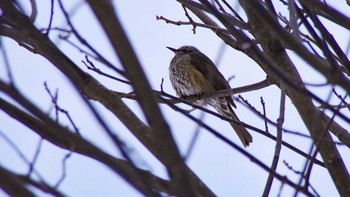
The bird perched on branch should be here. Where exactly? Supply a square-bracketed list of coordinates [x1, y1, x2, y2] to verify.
[167, 46, 252, 147]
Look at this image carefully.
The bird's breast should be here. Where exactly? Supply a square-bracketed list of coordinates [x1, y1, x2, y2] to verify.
[169, 57, 213, 97]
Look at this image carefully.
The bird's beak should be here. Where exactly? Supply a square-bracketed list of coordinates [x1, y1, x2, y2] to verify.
[166, 47, 177, 53]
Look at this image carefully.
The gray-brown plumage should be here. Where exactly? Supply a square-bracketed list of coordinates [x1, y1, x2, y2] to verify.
[167, 46, 252, 147]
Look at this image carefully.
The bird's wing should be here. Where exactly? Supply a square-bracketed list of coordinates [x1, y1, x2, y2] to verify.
[190, 51, 237, 108]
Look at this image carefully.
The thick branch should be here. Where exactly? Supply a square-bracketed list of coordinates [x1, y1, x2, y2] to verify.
[0, 1, 214, 196]
[86, 0, 201, 195]
[237, 1, 350, 195]
[0, 82, 172, 196]
[0, 166, 36, 197]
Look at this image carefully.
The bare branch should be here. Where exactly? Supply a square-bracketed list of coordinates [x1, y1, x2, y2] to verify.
[29, 0, 37, 23]
[161, 96, 314, 196]
[0, 166, 36, 197]
[44, 0, 54, 35]
[86, 0, 199, 195]
[156, 15, 229, 33]
[0, 83, 174, 195]
[263, 88, 286, 196]
[260, 96, 269, 133]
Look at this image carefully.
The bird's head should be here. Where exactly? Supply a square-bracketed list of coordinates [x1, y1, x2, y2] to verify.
[166, 46, 198, 55]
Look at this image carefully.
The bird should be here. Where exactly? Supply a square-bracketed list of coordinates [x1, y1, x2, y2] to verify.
[167, 45, 252, 147]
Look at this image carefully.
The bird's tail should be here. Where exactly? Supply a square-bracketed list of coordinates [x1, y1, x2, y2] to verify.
[211, 98, 252, 147]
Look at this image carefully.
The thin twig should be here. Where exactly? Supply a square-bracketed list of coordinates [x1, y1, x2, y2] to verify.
[262, 89, 285, 196]
[333, 89, 350, 111]
[0, 130, 45, 181]
[260, 96, 269, 133]
[29, 0, 37, 22]
[82, 55, 130, 85]
[45, 0, 54, 35]
[54, 151, 73, 188]
[44, 82, 81, 136]
[27, 138, 43, 177]
[213, 0, 227, 14]
[156, 15, 229, 33]
[182, 5, 196, 33]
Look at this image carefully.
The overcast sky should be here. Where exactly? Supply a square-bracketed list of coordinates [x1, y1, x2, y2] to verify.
[1, 0, 349, 196]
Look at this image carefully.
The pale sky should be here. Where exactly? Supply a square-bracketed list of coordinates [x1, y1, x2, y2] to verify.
[1, 0, 349, 196]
